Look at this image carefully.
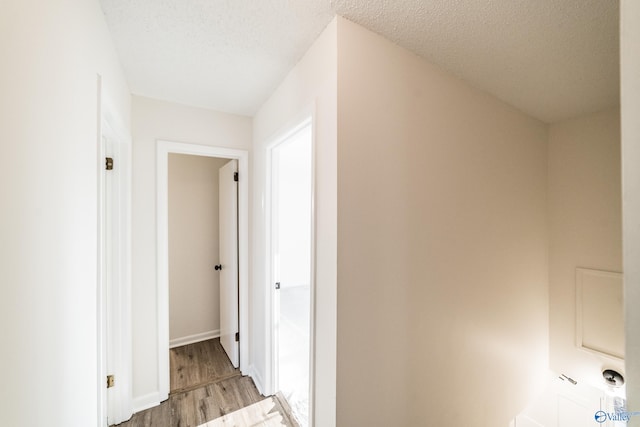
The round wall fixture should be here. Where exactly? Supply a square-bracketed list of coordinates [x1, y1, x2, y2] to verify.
[603, 369, 625, 387]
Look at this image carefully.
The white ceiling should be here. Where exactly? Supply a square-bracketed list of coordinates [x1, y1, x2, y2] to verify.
[99, 0, 619, 123]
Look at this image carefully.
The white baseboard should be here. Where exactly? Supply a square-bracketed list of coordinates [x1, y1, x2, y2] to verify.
[133, 391, 166, 413]
[249, 364, 266, 396]
[169, 329, 220, 348]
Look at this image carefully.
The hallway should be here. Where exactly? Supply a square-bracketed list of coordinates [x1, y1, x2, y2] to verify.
[113, 339, 298, 427]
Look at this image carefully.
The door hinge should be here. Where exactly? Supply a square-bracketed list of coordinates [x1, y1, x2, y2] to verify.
[105, 157, 114, 171]
[107, 375, 115, 388]
[233, 172, 238, 182]
[235, 332, 239, 342]
[275, 282, 281, 290]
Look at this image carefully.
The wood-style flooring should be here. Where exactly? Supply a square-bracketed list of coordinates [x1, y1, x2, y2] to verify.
[170, 338, 239, 395]
[113, 338, 299, 427]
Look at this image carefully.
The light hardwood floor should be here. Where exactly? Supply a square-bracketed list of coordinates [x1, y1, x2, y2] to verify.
[113, 339, 299, 427]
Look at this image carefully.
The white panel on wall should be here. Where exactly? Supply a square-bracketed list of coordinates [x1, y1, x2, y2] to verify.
[576, 268, 624, 359]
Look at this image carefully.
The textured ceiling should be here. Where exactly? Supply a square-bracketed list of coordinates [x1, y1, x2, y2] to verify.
[99, 0, 619, 123]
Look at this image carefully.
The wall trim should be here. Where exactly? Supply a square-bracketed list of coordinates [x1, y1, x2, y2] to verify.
[169, 330, 220, 348]
[132, 392, 164, 413]
[249, 364, 266, 396]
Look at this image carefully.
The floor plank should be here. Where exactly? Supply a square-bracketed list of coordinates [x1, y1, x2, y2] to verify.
[170, 338, 238, 394]
[113, 339, 299, 427]
[199, 395, 297, 427]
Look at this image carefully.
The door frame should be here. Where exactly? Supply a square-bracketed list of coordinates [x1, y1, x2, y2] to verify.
[265, 116, 316, 423]
[97, 77, 133, 426]
[156, 141, 250, 398]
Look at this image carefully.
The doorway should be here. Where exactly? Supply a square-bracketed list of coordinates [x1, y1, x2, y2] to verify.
[156, 141, 249, 400]
[269, 119, 314, 427]
[166, 154, 237, 372]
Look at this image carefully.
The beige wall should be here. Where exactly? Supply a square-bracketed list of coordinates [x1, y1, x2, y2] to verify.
[336, 18, 549, 426]
[0, 0, 130, 425]
[621, 0, 640, 420]
[132, 96, 251, 404]
[168, 154, 230, 342]
[253, 19, 337, 426]
[548, 109, 623, 387]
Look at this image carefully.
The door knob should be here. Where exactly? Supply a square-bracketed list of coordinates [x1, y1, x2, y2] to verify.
[215, 264, 222, 271]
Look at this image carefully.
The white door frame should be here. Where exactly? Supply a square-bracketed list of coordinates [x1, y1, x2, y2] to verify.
[265, 116, 316, 424]
[97, 78, 133, 426]
[156, 141, 250, 399]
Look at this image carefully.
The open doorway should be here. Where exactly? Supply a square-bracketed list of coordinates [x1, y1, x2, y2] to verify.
[156, 141, 249, 401]
[166, 154, 239, 394]
[167, 154, 230, 350]
[270, 119, 314, 427]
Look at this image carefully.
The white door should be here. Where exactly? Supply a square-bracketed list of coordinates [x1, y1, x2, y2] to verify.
[219, 159, 239, 367]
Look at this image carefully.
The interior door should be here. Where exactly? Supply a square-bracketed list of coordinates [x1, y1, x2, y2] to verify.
[219, 159, 239, 367]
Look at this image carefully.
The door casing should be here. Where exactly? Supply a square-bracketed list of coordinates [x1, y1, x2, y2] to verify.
[98, 77, 133, 427]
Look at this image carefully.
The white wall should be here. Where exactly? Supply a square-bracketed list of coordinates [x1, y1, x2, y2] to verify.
[169, 154, 230, 343]
[548, 108, 623, 387]
[336, 18, 549, 427]
[0, 0, 130, 425]
[621, 0, 640, 422]
[253, 19, 337, 427]
[131, 96, 251, 406]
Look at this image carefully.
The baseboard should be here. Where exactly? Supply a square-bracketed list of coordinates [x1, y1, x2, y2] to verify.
[249, 364, 266, 396]
[133, 391, 166, 413]
[169, 329, 220, 348]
